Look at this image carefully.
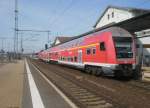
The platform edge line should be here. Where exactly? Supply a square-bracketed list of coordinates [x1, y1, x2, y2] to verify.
[25, 59, 45, 108]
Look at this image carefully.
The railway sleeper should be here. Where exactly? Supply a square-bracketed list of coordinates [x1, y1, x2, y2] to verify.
[82, 101, 107, 107]
[85, 100, 112, 107]
[79, 97, 102, 102]
[76, 95, 96, 99]
[72, 90, 89, 94]
[73, 92, 92, 96]
[70, 87, 87, 91]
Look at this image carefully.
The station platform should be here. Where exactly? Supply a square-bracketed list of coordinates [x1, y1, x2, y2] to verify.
[0, 60, 24, 108]
[0, 59, 75, 108]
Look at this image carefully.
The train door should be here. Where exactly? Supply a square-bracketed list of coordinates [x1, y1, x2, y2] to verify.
[78, 50, 82, 63]
[99, 42, 107, 62]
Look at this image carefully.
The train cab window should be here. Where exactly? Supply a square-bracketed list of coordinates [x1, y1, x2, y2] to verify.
[86, 48, 91, 55]
[113, 37, 133, 58]
[100, 42, 106, 51]
[92, 48, 96, 54]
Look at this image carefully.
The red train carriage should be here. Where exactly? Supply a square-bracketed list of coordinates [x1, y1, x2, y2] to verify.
[38, 27, 136, 77]
[38, 50, 49, 61]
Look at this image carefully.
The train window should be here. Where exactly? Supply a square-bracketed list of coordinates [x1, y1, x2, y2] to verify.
[92, 48, 96, 54]
[55, 53, 58, 56]
[68, 57, 71, 62]
[86, 48, 91, 55]
[100, 42, 106, 51]
[71, 57, 73, 62]
[74, 56, 77, 62]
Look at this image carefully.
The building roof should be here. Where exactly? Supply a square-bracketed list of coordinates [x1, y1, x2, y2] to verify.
[51, 36, 74, 46]
[93, 5, 150, 28]
[56, 36, 74, 43]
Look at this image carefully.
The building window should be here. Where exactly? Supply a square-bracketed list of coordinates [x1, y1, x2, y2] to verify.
[112, 12, 114, 18]
[86, 48, 91, 55]
[108, 14, 110, 20]
[92, 48, 96, 54]
[100, 42, 106, 51]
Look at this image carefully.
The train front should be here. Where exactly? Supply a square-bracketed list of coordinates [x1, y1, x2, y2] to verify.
[112, 28, 136, 77]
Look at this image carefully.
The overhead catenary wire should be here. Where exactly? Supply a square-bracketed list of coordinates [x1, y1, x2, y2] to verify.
[49, 0, 76, 28]
[59, 1, 102, 35]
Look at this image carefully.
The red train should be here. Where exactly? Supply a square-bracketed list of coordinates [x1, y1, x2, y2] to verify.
[38, 27, 137, 77]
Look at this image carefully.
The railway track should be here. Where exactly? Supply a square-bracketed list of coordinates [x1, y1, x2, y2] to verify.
[30, 60, 116, 108]
[126, 80, 150, 91]
[31, 59, 150, 108]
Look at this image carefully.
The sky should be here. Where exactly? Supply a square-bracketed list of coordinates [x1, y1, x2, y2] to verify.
[0, 0, 150, 53]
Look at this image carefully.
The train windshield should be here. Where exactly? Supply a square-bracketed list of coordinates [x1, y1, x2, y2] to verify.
[113, 37, 133, 58]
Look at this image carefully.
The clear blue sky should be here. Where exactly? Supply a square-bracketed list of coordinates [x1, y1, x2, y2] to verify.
[0, 0, 150, 53]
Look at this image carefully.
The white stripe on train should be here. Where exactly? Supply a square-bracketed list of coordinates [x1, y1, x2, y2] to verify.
[58, 60, 118, 69]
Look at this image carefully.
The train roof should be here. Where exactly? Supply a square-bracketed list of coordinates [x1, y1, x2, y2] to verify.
[51, 26, 131, 48]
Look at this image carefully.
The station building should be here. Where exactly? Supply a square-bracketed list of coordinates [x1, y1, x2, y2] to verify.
[52, 36, 74, 46]
[93, 6, 150, 66]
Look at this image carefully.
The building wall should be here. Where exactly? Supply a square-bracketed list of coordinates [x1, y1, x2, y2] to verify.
[96, 8, 134, 28]
[55, 39, 60, 45]
[138, 36, 150, 66]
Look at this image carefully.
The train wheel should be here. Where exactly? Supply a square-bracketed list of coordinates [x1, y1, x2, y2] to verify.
[85, 66, 92, 74]
[95, 67, 103, 76]
[114, 70, 123, 78]
[91, 67, 97, 75]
